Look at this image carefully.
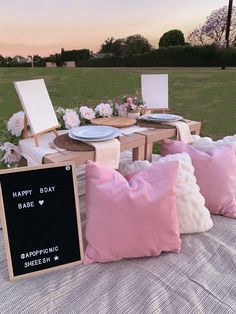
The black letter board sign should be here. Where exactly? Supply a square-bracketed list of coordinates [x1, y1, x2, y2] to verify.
[0, 162, 83, 281]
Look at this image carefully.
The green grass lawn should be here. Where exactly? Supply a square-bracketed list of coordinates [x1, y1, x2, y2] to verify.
[1, 67, 236, 140]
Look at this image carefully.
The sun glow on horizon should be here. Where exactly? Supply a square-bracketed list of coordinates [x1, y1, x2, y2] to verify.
[0, 0, 228, 57]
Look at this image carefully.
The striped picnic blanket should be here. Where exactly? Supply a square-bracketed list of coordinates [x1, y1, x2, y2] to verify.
[0, 153, 236, 314]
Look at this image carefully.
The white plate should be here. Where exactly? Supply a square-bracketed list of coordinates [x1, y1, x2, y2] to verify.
[69, 127, 121, 142]
[145, 114, 183, 120]
[72, 126, 114, 139]
[141, 114, 183, 122]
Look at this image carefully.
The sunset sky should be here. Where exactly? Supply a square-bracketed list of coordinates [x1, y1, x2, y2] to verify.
[0, 0, 229, 57]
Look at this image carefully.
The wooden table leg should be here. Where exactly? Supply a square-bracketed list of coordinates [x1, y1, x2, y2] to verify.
[145, 143, 153, 162]
[132, 146, 145, 161]
[138, 121, 201, 162]
[191, 128, 200, 135]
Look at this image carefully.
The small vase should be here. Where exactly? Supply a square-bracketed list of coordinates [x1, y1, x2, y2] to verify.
[127, 112, 140, 119]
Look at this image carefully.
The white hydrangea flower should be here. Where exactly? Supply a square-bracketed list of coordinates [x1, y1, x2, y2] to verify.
[7, 111, 25, 137]
[79, 106, 95, 121]
[63, 109, 80, 129]
[95, 103, 113, 117]
[0, 142, 22, 164]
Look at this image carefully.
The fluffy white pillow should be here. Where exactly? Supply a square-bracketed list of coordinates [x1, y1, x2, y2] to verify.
[120, 153, 213, 234]
[191, 135, 236, 153]
[119, 159, 152, 175]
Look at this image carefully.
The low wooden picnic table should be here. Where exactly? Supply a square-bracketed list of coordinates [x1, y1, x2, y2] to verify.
[43, 120, 201, 165]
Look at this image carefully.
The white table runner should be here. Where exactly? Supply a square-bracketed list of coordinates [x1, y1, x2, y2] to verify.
[19, 130, 67, 165]
[85, 139, 120, 169]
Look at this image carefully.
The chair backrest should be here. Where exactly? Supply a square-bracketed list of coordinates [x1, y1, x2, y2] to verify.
[141, 74, 168, 109]
[14, 79, 59, 135]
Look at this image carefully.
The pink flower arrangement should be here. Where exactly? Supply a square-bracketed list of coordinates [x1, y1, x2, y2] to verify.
[115, 95, 145, 116]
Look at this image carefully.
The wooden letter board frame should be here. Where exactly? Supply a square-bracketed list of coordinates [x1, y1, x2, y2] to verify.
[0, 162, 84, 281]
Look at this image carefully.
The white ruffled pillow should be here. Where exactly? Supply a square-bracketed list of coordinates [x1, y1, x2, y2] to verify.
[191, 134, 236, 153]
[119, 159, 152, 174]
[119, 153, 213, 234]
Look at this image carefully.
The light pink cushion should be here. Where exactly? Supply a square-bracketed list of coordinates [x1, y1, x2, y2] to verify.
[161, 139, 236, 218]
[84, 160, 181, 264]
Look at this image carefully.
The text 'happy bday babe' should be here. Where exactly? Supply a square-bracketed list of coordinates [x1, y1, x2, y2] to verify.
[12, 186, 56, 210]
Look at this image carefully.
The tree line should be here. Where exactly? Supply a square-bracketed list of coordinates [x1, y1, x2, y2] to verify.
[99, 5, 236, 57]
[0, 49, 91, 67]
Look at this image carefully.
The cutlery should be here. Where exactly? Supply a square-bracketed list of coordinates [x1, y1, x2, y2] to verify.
[48, 143, 66, 155]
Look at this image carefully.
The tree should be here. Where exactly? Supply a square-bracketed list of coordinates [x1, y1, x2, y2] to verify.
[112, 38, 125, 57]
[123, 34, 152, 57]
[33, 55, 44, 67]
[159, 29, 185, 47]
[60, 48, 65, 62]
[226, 0, 233, 47]
[188, 5, 236, 47]
[99, 37, 115, 53]
[46, 54, 57, 63]
[99, 34, 152, 57]
[5, 56, 13, 64]
[0, 55, 5, 64]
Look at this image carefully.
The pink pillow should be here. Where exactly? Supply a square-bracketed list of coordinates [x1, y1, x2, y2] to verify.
[84, 160, 181, 264]
[161, 139, 236, 218]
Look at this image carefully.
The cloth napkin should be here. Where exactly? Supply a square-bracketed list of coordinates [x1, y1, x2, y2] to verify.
[85, 139, 120, 169]
[162, 121, 193, 144]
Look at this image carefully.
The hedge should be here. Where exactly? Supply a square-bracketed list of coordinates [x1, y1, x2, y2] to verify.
[61, 49, 90, 62]
[1, 45, 236, 68]
[0, 61, 46, 67]
[78, 45, 236, 67]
